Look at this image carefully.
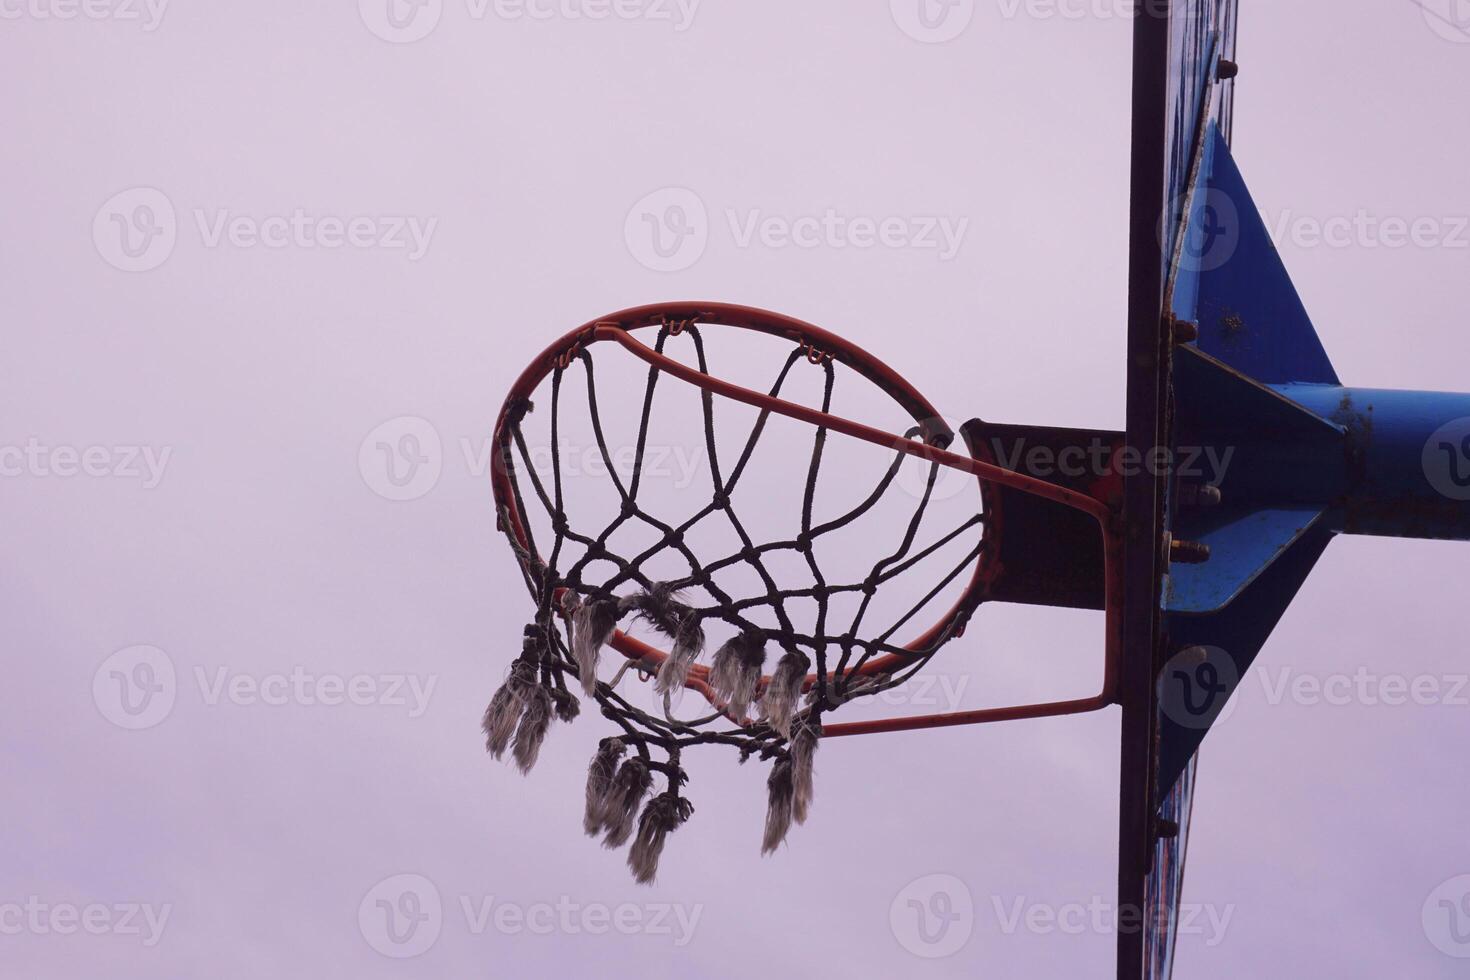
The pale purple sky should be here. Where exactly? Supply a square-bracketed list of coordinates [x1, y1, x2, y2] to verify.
[3, 2, 1468, 978]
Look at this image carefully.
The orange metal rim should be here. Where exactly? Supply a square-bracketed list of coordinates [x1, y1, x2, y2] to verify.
[491, 303, 1123, 738]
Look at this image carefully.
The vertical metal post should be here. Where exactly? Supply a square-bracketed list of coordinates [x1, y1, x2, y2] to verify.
[1120, 0, 1173, 976]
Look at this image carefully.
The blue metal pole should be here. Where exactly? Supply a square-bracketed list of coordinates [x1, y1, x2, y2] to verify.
[1274, 385, 1470, 542]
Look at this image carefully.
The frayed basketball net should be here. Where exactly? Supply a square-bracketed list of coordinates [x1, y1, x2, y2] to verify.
[486, 307, 991, 884]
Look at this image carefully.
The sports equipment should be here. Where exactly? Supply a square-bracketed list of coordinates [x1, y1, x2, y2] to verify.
[1125, 2, 1470, 976]
[485, 4, 1470, 975]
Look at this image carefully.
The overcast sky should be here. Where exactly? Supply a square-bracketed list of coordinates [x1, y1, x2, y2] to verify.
[3, 2, 1468, 978]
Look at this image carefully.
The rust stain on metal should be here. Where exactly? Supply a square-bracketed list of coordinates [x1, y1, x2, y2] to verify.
[1220, 311, 1245, 341]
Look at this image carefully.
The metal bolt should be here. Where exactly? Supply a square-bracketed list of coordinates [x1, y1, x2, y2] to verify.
[1170, 538, 1213, 564]
[1169, 315, 1200, 344]
[1178, 483, 1223, 508]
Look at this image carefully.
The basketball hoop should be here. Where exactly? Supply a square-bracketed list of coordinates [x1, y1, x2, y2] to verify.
[485, 302, 1121, 883]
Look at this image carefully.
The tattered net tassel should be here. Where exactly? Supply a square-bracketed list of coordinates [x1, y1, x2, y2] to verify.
[627, 791, 695, 885]
[481, 659, 536, 760]
[762, 758, 795, 855]
[570, 598, 621, 696]
[600, 758, 653, 849]
[759, 650, 810, 740]
[626, 583, 685, 634]
[790, 720, 820, 825]
[583, 738, 627, 835]
[655, 625, 705, 697]
[627, 585, 705, 697]
[709, 632, 766, 722]
[511, 685, 553, 774]
[550, 687, 581, 723]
